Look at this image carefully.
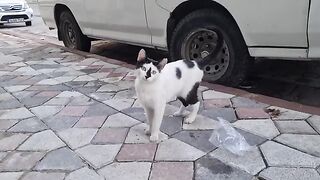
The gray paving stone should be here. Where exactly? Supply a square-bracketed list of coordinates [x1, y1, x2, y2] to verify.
[65, 167, 104, 180]
[21, 172, 65, 180]
[0, 120, 18, 131]
[35, 147, 85, 171]
[259, 167, 320, 180]
[68, 96, 94, 106]
[173, 130, 216, 153]
[103, 98, 134, 111]
[44, 97, 70, 106]
[103, 112, 140, 128]
[0, 99, 23, 110]
[201, 108, 237, 123]
[92, 127, 128, 144]
[275, 120, 317, 134]
[98, 162, 151, 180]
[37, 79, 60, 85]
[260, 141, 320, 168]
[210, 147, 266, 175]
[4, 85, 30, 92]
[0, 172, 23, 180]
[0, 107, 34, 120]
[202, 90, 235, 99]
[76, 144, 121, 169]
[236, 128, 267, 146]
[97, 84, 127, 92]
[113, 89, 136, 99]
[8, 117, 47, 133]
[183, 115, 220, 130]
[0, 133, 29, 151]
[45, 112, 79, 127]
[125, 123, 168, 143]
[58, 128, 98, 149]
[56, 91, 83, 98]
[30, 106, 63, 119]
[0, 151, 45, 171]
[0, 152, 7, 162]
[121, 107, 147, 122]
[275, 134, 320, 157]
[84, 103, 117, 117]
[195, 155, 253, 180]
[150, 162, 193, 180]
[160, 115, 183, 136]
[233, 119, 280, 139]
[268, 106, 311, 120]
[155, 138, 205, 161]
[21, 96, 53, 108]
[18, 130, 65, 151]
[307, 115, 320, 134]
[88, 92, 114, 101]
[231, 97, 268, 108]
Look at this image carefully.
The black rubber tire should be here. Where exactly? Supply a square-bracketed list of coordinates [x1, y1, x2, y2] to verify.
[0, 23, 4, 26]
[26, 21, 32, 26]
[58, 11, 91, 52]
[169, 9, 250, 87]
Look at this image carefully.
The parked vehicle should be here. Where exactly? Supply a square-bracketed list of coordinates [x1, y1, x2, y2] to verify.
[37, 0, 320, 86]
[0, 0, 33, 26]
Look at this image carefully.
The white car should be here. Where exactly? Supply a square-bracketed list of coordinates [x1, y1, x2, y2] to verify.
[0, 0, 33, 26]
[37, 0, 320, 86]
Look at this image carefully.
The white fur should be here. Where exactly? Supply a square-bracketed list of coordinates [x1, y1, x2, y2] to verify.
[135, 50, 203, 142]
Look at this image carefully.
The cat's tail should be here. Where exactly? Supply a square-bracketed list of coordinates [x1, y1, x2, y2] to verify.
[196, 30, 224, 70]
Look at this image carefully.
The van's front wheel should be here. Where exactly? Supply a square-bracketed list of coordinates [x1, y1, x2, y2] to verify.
[169, 9, 250, 87]
[58, 11, 91, 52]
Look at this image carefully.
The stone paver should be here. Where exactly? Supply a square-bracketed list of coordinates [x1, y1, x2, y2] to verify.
[103, 112, 140, 128]
[0, 133, 30, 151]
[117, 144, 157, 162]
[307, 115, 320, 134]
[74, 116, 106, 128]
[0, 151, 45, 171]
[275, 120, 317, 134]
[103, 98, 134, 111]
[0, 119, 18, 131]
[275, 134, 320, 157]
[8, 117, 47, 133]
[58, 128, 98, 149]
[202, 90, 235, 99]
[0, 172, 23, 180]
[65, 167, 104, 180]
[0, 152, 7, 161]
[58, 106, 89, 117]
[268, 106, 311, 120]
[92, 127, 128, 144]
[76, 144, 121, 169]
[30, 105, 63, 119]
[236, 108, 270, 119]
[18, 130, 65, 151]
[203, 99, 231, 109]
[201, 108, 237, 123]
[21, 172, 65, 180]
[35, 147, 84, 171]
[233, 119, 280, 139]
[231, 97, 268, 108]
[195, 155, 253, 180]
[155, 138, 205, 161]
[183, 115, 220, 130]
[125, 123, 168, 143]
[210, 147, 266, 175]
[259, 167, 320, 180]
[0, 107, 34, 120]
[98, 162, 152, 180]
[150, 162, 193, 180]
[260, 141, 320, 168]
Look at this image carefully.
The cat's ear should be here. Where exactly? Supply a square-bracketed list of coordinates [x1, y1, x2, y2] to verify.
[158, 58, 168, 71]
[137, 49, 146, 62]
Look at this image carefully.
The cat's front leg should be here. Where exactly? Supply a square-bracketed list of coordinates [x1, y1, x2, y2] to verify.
[184, 102, 200, 124]
[150, 103, 166, 142]
[144, 107, 154, 135]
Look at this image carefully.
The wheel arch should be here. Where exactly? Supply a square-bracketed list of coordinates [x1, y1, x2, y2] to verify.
[166, 0, 246, 49]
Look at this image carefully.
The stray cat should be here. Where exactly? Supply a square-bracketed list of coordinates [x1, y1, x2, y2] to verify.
[135, 33, 223, 142]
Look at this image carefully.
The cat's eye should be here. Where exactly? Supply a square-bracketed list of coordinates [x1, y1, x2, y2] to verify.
[151, 70, 157, 75]
[141, 67, 146, 71]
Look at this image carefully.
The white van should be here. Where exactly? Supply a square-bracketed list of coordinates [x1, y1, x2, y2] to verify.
[37, 0, 320, 86]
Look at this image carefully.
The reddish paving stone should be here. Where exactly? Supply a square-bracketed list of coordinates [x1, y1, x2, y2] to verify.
[236, 108, 270, 119]
[150, 162, 193, 180]
[58, 106, 89, 117]
[116, 144, 157, 162]
[203, 99, 231, 109]
[74, 116, 107, 128]
[92, 128, 128, 144]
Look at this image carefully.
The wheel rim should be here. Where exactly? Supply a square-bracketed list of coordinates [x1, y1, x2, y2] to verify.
[181, 28, 230, 81]
[63, 21, 76, 48]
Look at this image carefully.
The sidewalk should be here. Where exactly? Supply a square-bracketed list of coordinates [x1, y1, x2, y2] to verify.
[0, 32, 320, 180]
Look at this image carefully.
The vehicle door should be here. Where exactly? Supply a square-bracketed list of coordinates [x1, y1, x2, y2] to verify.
[84, 0, 151, 45]
[308, 0, 320, 58]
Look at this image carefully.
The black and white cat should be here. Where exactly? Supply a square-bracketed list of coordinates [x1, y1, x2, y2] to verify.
[135, 34, 223, 142]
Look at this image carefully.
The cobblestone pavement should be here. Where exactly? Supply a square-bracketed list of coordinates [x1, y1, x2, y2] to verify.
[0, 32, 320, 180]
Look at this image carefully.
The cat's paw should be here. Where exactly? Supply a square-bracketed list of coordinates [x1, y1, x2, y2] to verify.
[150, 135, 159, 142]
[184, 117, 196, 124]
[173, 110, 186, 117]
[145, 129, 151, 135]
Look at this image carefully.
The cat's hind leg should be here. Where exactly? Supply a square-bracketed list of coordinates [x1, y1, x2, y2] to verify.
[184, 101, 200, 124]
[173, 103, 186, 117]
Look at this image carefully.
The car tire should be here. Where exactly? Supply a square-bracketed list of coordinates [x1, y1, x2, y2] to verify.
[26, 21, 32, 26]
[58, 11, 91, 52]
[0, 23, 3, 26]
[169, 9, 250, 87]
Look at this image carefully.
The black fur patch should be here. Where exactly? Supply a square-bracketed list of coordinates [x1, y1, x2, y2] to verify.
[145, 67, 151, 79]
[136, 57, 160, 70]
[183, 60, 195, 68]
[178, 82, 200, 107]
[176, 67, 181, 79]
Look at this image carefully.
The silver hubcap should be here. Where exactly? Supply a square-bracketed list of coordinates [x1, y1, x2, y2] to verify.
[181, 28, 230, 81]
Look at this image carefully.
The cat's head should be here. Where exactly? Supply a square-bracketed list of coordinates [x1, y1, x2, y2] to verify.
[136, 49, 167, 82]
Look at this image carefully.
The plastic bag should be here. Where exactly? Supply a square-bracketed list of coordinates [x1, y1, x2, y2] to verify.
[209, 117, 254, 156]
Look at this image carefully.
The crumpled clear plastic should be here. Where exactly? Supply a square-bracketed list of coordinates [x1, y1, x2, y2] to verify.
[209, 117, 254, 156]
